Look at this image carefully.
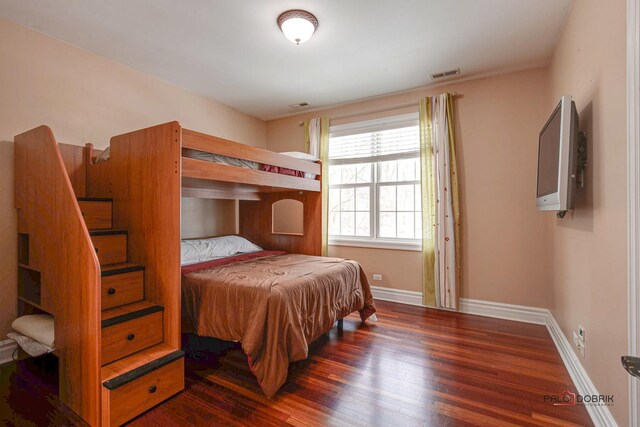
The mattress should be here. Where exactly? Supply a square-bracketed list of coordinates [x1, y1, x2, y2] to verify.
[182, 148, 318, 179]
[182, 148, 260, 170]
[181, 251, 376, 398]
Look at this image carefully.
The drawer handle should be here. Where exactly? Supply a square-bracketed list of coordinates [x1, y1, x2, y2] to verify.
[149, 385, 157, 394]
[107, 288, 116, 295]
[127, 333, 135, 341]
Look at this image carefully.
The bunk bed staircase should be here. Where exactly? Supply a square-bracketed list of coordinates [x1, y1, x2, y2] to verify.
[80, 198, 184, 427]
[15, 125, 183, 426]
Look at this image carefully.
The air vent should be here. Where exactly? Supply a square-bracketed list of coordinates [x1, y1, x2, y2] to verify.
[431, 68, 460, 80]
[288, 102, 310, 110]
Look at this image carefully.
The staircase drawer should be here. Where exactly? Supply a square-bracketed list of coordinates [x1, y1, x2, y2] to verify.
[92, 233, 127, 265]
[103, 357, 183, 427]
[101, 270, 144, 310]
[78, 200, 112, 230]
[102, 310, 163, 365]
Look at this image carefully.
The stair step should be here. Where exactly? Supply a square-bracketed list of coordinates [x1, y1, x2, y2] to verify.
[101, 263, 144, 277]
[90, 229, 127, 236]
[78, 198, 113, 230]
[101, 348, 184, 427]
[101, 343, 179, 382]
[101, 264, 145, 310]
[90, 230, 127, 266]
[77, 197, 113, 202]
[101, 302, 164, 365]
[101, 301, 163, 328]
[103, 349, 184, 390]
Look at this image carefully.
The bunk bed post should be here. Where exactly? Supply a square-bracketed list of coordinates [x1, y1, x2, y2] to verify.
[84, 143, 114, 199]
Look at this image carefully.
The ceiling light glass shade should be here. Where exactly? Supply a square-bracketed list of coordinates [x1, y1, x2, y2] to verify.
[277, 10, 318, 45]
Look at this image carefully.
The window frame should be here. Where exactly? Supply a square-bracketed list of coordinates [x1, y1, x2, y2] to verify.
[327, 113, 423, 251]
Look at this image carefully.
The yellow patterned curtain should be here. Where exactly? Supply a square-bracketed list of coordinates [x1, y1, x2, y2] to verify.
[419, 94, 460, 309]
[419, 99, 437, 307]
[304, 117, 330, 256]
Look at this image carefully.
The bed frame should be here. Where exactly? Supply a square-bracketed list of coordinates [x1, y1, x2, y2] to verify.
[14, 121, 322, 426]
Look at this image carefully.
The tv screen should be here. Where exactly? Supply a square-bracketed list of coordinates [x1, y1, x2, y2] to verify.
[536, 95, 579, 212]
[537, 104, 562, 198]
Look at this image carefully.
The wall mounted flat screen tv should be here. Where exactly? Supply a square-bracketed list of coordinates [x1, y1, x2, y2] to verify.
[536, 95, 579, 213]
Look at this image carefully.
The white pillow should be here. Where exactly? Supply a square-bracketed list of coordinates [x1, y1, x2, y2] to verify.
[12, 314, 55, 348]
[181, 235, 262, 265]
[94, 146, 111, 163]
[279, 151, 319, 162]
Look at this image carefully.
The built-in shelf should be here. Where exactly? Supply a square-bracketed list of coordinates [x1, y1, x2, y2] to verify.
[18, 233, 29, 265]
[18, 296, 50, 314]
[17, 263, 39, 272]
[18, 266, 41, 306]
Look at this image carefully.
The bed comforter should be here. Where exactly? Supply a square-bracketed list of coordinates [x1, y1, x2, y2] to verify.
[181, 251, 376, 398]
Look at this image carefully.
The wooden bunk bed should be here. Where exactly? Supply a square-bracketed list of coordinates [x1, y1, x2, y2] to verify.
[85, 122, 374, 399]
[14, 121, 373, 425]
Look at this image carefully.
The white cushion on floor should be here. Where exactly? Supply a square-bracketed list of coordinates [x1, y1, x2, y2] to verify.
[11, 314, 55, 348]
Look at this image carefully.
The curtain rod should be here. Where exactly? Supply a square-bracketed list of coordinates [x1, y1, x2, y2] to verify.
[297, 92, 459, 126]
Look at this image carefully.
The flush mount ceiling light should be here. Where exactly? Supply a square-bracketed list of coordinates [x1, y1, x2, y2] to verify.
[277, 10, 318, 45]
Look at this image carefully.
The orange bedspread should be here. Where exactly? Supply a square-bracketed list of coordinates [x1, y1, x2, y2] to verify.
[181, 252, 376, 397]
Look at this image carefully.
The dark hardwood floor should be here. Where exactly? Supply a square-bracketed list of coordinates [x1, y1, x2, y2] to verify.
[0, 301, 593, 426]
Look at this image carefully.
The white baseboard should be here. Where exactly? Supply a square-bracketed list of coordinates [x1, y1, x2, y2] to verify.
[0, 339, 17, 365]
[370, 287, 616, 426]
[370, 285, 423, 306]
[546, 313, 618, 427]
[371, 286, 549, 325]
[459, 298, 549, 325]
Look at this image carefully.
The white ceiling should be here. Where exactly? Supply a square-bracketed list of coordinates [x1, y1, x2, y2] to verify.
[0, 0, 572, 120]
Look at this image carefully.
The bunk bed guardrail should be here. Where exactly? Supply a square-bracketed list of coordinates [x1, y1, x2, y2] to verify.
[86, 123, 322, 199]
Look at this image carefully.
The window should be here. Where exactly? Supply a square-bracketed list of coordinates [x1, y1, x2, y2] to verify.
[328, 113, 422, 250]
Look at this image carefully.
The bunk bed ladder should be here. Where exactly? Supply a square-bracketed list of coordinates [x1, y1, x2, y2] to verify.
[83, 122, 184, 426]
[77, 197, 182, 426]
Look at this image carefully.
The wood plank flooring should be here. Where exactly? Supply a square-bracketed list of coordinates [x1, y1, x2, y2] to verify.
[0, 301, 593, 426]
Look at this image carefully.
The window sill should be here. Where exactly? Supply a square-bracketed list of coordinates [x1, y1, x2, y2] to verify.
[328, 238, 422, 252]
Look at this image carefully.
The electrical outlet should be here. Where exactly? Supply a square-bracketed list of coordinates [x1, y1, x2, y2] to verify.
[578, 324, 586, 343]
[573, 331, 585, 358]
[372, 274, 382, 281]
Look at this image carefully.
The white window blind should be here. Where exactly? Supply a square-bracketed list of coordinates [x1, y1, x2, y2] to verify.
[328, 113, 422, 248]
[329, 114, 420, 165]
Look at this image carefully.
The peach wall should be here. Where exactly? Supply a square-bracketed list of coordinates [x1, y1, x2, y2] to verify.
[0, 141, 17, 342]
[267, 68, 553, 306]
[547, 0, 628, 424]
[0, 17, 266, 338]
[329, 246, 423, 293]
